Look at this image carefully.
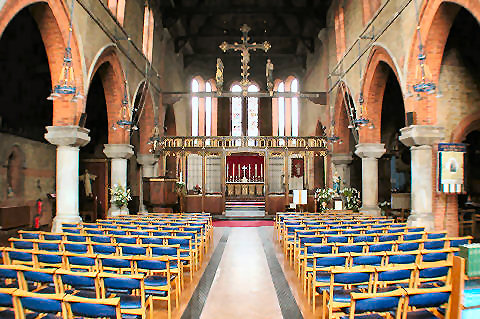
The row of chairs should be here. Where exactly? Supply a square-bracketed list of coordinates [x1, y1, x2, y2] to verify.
[4, 241, 197, 284]
[274, 213, 459, 318]
[1, 214, 214, 318]
[0, 288, 124, 319]
[307, 251, 454, 304]
[0, 260, 174, 319]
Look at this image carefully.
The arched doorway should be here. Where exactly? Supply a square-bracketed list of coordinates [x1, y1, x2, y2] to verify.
[80, 66, 109, 221]
[0, 4, 57, 225]
[379, 68, 409, 205]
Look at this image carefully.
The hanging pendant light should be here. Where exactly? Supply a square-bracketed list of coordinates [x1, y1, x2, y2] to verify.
[112, 80, 137, 131]
[47, 0, 83, 102]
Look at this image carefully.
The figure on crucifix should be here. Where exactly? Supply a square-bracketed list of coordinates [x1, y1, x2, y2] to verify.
[219, 24, 271, 95]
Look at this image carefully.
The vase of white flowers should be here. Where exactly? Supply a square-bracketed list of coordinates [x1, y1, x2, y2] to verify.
[109, 184, 132, 216]
[340, 187, 361, 211]
[315, 188, 335, 212]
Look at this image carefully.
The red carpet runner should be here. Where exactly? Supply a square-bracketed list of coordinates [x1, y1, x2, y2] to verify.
[213, 220, 274, 227]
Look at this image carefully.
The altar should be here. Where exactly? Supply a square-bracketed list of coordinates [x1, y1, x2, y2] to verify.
[226, 153, 264, 199]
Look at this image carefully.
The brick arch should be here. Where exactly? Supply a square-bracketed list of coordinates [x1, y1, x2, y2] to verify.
[0, 0, 84, 126]
[87, 45, 128, 144]
[360, 45, 404, 143]
[136, 82, 155, 154]
[406, 0, 480, 124]
[333, 83, 352, 153]
[451, 110, 480, 143]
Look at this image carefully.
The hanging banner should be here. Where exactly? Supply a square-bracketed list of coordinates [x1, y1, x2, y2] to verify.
[437, 143, 466, 193]
[291, 158, 304, 178]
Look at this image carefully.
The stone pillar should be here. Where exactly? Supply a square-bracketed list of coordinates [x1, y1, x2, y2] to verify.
[104, 144, 134, 216]
[137, 154, 158, 214]
[45, 126, 90, 232]
[400, 125, 445, 231]
[355, 143, 386, 216]
[331, 153, 353, 188]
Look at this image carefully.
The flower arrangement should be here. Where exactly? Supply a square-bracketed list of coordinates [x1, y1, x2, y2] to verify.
[109, 184, 131, 208]
[175, 181, 187, 197]
[315, 188, 335, 211]
[193, 184, 202, 194]
[340, 187, 361, 211]
[378, 201, 391, 216]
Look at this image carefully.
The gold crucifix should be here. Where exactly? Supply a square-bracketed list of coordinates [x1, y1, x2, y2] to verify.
[219, 24, 271, 95]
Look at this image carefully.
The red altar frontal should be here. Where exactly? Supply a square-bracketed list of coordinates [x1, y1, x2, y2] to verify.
[226, 154, 264, 182]
[226, 154, 264, 198]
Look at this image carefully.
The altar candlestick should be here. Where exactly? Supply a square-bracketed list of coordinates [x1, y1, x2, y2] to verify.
[255, 164, 258, 179]
[248, 164, 251, 181]
[227, 165, 229, 180]
[260, 165, 263, 179]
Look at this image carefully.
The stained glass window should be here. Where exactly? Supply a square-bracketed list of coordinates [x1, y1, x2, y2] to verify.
[247, 84, 259, 136]
[191, 79, 199, 136]
[291, 79, 299, 136]
[278, 82, 285, 136]
[231, 85, 242, 136]
[205, 82, 212, 136]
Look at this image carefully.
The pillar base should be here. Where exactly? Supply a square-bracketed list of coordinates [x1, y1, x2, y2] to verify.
[407, 212, 435, 232]
[360, 205, 382, 216]
[51, 215, 82, 233]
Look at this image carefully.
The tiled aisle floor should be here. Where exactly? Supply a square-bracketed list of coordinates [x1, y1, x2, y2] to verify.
[156, 226, 317, 319]
[200, 227, 283, 318]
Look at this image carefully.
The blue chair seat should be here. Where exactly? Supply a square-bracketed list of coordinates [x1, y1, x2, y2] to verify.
[315, 272, 330, 282]
[340, 314, 384, 319]
[118, 295, 142, 309]
[34, 286, 57, 294]
[0, 309, 15, 319]
[144, 276, 168, 286]
[145, 290, 168, 297]
[180, 252, 191, 257]
[404, 310, 441, 319]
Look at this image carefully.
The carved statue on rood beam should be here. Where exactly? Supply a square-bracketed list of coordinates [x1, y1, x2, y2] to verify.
[216, 58, 224, 95]
[266, 58, 274, 96]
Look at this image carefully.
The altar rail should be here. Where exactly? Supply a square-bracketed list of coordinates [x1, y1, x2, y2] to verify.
[155, 136, 328, 153]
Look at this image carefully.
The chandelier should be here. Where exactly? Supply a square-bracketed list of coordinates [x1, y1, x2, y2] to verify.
[411, 0, 436, 98]
[112, 80, 138, 131]
[47, 0, 82, 102]
[327, 122, 342, 145]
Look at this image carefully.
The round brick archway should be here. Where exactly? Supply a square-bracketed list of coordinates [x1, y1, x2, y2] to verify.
[406, 0, 480, 124]
[360, 45, 404, 144]
[0, 0, 84, 126]
[88, 46, 128, 144]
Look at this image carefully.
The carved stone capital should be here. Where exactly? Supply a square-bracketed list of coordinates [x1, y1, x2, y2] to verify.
[45, 126, 90, 148]
[354, 143, 386, 159]
[399, 125, 445, 147]
[103, 144, 134, 159]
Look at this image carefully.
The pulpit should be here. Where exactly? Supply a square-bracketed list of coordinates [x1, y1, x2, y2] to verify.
[143, 177, 178, 212]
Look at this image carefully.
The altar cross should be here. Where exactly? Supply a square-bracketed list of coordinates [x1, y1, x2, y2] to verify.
[241, 165, 248, 178]
[219, 24, 271, 95]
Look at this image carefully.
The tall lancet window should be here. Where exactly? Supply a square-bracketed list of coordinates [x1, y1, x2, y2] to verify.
[291, 79, 299, 136]
[247, 84, 259, 136]
[205, 82, 212, 136]
[231, 84, 242, 136]
[274, 77, 299, 136]
[191, 79, 199, 136]
[277, 82, 285, 136]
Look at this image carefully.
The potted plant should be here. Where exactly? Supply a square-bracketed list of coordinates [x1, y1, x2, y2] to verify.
[175, 181, 187, 212]
[109, 184, 132, 215]
[193, 184, 202, 194]
[340, 187, 361, 211]
[314, 188, 335, 212]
